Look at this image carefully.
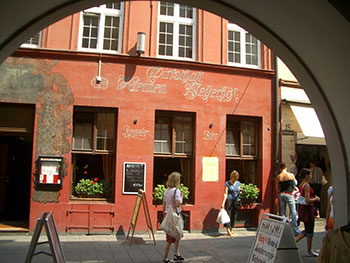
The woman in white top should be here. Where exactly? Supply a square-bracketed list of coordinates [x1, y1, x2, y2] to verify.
[162, 172, 184, 263]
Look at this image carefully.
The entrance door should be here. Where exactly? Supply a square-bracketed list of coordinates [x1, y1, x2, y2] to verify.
[0, 104, 34, 227]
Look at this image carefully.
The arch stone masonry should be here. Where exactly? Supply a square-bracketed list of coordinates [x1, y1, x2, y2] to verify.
[0, 0, 349, 226]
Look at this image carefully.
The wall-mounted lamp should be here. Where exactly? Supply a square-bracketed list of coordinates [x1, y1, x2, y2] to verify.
[209, 123, 213, 129]
[133, 119, 138, 125]
[136, 32, 146, 56]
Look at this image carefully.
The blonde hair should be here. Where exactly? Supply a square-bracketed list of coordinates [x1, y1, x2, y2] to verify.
[166, 171, 182, 188]
[230, 170, 240, 180]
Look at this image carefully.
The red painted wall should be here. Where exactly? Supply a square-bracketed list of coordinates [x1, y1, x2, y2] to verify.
[20, 51, 274, 233]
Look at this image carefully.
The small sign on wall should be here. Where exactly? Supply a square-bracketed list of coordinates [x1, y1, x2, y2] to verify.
[202, 157, 219, 182]
[38, 156, 63, 185]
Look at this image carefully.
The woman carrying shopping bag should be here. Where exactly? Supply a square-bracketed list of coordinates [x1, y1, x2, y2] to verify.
[221, 170, 241, 237]
[162, 172, 184, 263]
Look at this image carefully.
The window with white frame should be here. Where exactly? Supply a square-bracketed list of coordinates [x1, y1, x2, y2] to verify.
[227, 22, 261, 68]
[79, 2, 123, 53]
[158, 2, 196, 60]
[21, 32, 42, 48]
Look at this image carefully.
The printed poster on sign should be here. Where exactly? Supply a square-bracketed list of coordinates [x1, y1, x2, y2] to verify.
[248, 217, 285, 263]
[38, 156, 63, 185]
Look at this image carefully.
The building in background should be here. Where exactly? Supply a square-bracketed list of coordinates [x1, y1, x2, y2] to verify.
[278, 58, 332, 217]
[0, 1, 275, 233]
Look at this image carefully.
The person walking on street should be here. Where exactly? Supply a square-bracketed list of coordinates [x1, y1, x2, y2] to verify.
[221, 170, 241, 237]
[162, 172, 185, 263]
[295, 168, 320, 257]
[276, 162, 301, 237]
[309, 160, 324, 219]
[325, 185, 334, 232]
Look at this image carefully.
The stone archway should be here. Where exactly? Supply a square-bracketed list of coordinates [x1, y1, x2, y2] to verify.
[0, 0, 349, 227]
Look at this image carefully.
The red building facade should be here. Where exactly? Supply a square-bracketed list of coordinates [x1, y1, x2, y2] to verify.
[0, 1, 275, 233]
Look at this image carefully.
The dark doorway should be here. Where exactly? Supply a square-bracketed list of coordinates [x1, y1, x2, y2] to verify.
[0, 104, 34, 229]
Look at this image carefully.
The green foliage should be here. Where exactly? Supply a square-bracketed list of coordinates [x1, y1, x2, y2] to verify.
[180, 184, 190, 200]
[153, 184, 190, 201]
[75, 178, 111, 196]
[239, 183, 260, 201]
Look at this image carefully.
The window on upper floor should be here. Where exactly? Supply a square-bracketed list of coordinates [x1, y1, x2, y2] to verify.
[21, 32, 42, 48]
[78, 2, 124, 53]
[158, 2, 196, 60]
[227, 22, 261, 69]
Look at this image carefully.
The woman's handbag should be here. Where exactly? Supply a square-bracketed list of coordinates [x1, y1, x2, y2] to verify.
[216, 208, 230, 224]
[233, 199, 242, 208]
[160, 188, 184, 239]
[160, 205, 183, 239]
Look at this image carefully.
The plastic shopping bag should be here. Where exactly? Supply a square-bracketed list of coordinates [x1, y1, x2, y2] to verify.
[296, 195, 307, 205]
[216, 208, 230, 224]
[160, 206, 183, 239]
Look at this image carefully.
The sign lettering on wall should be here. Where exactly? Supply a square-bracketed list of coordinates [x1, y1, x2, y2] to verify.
[203, 130, 219, 140]
[113, 66, 239, 103]
[121, 125, 149, 140]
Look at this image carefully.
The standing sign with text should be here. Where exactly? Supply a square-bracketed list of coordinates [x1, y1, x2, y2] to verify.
[247, 213, 301, 263]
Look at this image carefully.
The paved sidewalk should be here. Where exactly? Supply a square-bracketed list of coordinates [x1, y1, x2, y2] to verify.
[0, 219, 326, 263]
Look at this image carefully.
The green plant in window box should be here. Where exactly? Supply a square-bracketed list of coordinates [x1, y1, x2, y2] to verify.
[75, 178, 111, 197]
[153, 184, 190, 201]
[239, 183, 260, 204]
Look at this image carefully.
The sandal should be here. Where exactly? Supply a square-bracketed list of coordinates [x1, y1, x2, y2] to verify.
[173, 254, 184, 261]
[163, 259, 173, 263]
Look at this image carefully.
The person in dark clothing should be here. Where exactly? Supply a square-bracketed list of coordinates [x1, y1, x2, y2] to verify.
[309, 160, 324, 219]
[295, 168, 320, 257]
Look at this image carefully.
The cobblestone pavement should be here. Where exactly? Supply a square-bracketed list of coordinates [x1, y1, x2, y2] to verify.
[0, 219, 326, 263]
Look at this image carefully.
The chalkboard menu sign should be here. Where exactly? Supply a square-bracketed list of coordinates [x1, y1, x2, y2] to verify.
[123, 162, 146, 194]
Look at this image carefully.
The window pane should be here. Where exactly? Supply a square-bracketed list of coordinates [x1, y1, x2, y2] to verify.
[106, 2, 120, 10]
[179, 47, 184, 57]
[82, 15, 99, 49]
[246, 33, 259, 66]
[96, 112, 116, 151]
[73, 112, 93, 150]
[242, 121, 256, 155]
[175, 117, 192, 154]
[154, 117, 171, 153]
[23, 32, 41, 46]
[178, 25, 193, 58]
[166, 46, 173, 56]
[228, 30, 241, 63]
[103, 16, 119, 51]
[179, 5, 193, 18]
[160, 2, 174, 16]
[226, 130, 240, 156]
[158, 22, 173, 56]
[159, 45, 165, 55]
